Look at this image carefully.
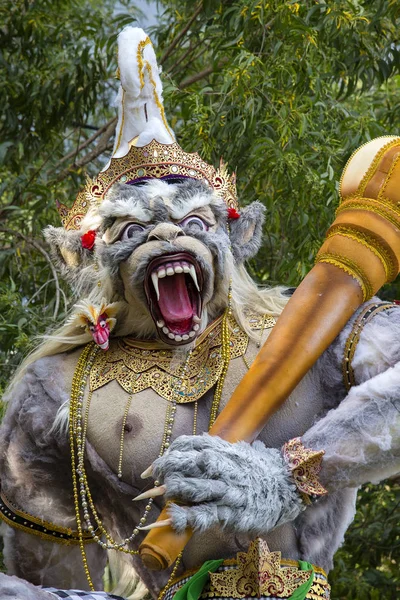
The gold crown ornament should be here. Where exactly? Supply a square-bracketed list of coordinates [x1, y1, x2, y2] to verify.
[57, 28, 238, 232]
[57, 141, 238, 231]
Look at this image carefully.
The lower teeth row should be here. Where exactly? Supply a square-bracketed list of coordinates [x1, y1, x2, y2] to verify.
[157, 320, 200, 341]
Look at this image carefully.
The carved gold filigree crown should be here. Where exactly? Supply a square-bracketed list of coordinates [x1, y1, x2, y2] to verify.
[57, 140, 238, 231]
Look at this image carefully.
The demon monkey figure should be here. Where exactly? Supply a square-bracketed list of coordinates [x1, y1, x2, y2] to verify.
[0, 27, 399, 600]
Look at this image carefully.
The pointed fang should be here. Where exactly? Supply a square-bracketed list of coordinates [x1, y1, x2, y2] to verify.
[151, 272, 160, 301]
[137, 518, 172, 531]
[132, 485, 166, 502]
[140, 465, 153, 479]
[188, 265, 200, 292]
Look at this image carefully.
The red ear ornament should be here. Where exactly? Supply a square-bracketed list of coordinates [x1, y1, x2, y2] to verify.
[228, 208, 240, 220]
[81, 230, 97, 250]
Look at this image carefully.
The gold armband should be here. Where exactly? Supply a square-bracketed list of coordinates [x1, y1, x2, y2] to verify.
[342, 301, 397, 391]
[325, 224, 398, 282]
[316, 251, 373, 301]
[315, 137, 400, 301]
[282, 438, 327, 505]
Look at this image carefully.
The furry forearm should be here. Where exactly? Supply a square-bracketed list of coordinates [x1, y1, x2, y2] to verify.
[152, 434, 305, 535]
[303, 361, 400, 490]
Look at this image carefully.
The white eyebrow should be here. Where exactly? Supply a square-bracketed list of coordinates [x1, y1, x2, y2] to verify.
[100, 198, 153, 222]
[169, 193, 213, 220]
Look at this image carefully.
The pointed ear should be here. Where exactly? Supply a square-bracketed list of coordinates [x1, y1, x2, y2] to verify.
[229, 201, 266, 262]
[44, 225, 95, 281]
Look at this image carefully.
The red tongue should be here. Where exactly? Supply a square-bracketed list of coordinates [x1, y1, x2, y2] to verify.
[158, 273, 193, 333]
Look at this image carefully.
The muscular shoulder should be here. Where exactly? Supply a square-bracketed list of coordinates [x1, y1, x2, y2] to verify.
[351, 301, 400, 384]
[317, 299, 400, 397]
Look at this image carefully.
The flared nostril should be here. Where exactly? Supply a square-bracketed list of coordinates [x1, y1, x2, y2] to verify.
[147, 224, 184, 242]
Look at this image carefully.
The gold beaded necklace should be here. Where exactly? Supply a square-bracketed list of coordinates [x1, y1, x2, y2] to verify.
[69, 306, 233, 590]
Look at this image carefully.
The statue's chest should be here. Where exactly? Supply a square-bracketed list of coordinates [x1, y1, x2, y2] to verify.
[86, 383, 214, 489]
[84, 318, 325, 489]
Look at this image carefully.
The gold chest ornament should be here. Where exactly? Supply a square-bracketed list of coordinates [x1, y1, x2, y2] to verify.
[89, 313, 275, 403]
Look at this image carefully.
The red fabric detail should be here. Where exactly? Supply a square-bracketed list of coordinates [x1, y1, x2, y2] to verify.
[227, 207, 240, 220]
[81, 230, 97, 250]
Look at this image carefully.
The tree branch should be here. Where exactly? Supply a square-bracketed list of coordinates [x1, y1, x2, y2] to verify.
[0, 229, 61, 319]
[72, 122, 100, 131]
[55, 117, 117, 168]
[179, 66, 213, 89]
[56, 118, 117, 182]
[179, 59, 227, 89]
[171, 44, 210, 79]
[160, 3, 203, 65]
[165, 41, 195, 75]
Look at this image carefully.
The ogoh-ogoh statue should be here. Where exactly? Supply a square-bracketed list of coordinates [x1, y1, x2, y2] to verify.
[0, 27, 399, 600]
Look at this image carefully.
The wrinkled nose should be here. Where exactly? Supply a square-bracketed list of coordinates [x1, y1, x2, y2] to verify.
[147, 223, 184, 242]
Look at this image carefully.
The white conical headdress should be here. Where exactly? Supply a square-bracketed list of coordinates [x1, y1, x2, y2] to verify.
[57, 28, 238, 231]
[110, 27, 175, 160]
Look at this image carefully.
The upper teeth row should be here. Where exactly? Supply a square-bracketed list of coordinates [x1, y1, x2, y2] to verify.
[151, 261, 200, 300]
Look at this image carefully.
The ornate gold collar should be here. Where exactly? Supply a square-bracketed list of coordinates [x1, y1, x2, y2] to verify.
[89, 313, 274, 403]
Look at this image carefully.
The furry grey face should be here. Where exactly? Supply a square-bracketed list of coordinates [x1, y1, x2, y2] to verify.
[45, 178, 266, 345]
[99, 179, 231, 346]
[98, 178, 266, 345]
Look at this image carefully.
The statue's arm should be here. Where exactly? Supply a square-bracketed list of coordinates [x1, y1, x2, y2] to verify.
[302, 305, 400, 490]
[150, 304, 400, 536]
[0, 355, 109, 590]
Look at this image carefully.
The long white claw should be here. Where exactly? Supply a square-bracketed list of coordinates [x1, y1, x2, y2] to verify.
[140, 465, 153, 479]
[132, 485, 166, 502]
[151, 272, 160, 300]
[137, 518, 172, 531]
[188, 265, 200, 291]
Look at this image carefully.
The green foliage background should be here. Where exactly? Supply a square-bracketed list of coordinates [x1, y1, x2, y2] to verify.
[0, 1, 399, 598]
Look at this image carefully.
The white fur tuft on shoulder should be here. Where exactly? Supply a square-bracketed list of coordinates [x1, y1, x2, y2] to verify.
[49, 400, 70, 438]
[104, 551, 148, 600]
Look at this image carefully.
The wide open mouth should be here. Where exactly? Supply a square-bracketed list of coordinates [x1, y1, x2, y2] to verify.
[144, 252, 204, 345]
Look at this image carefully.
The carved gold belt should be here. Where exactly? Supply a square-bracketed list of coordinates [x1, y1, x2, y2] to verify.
[161, 540, 330, 600]
[0, 491, 98, 545]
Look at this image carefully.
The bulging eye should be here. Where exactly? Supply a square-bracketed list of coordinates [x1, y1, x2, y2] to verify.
[179, 216, 209, 231]
[120, 223, 145, 240]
